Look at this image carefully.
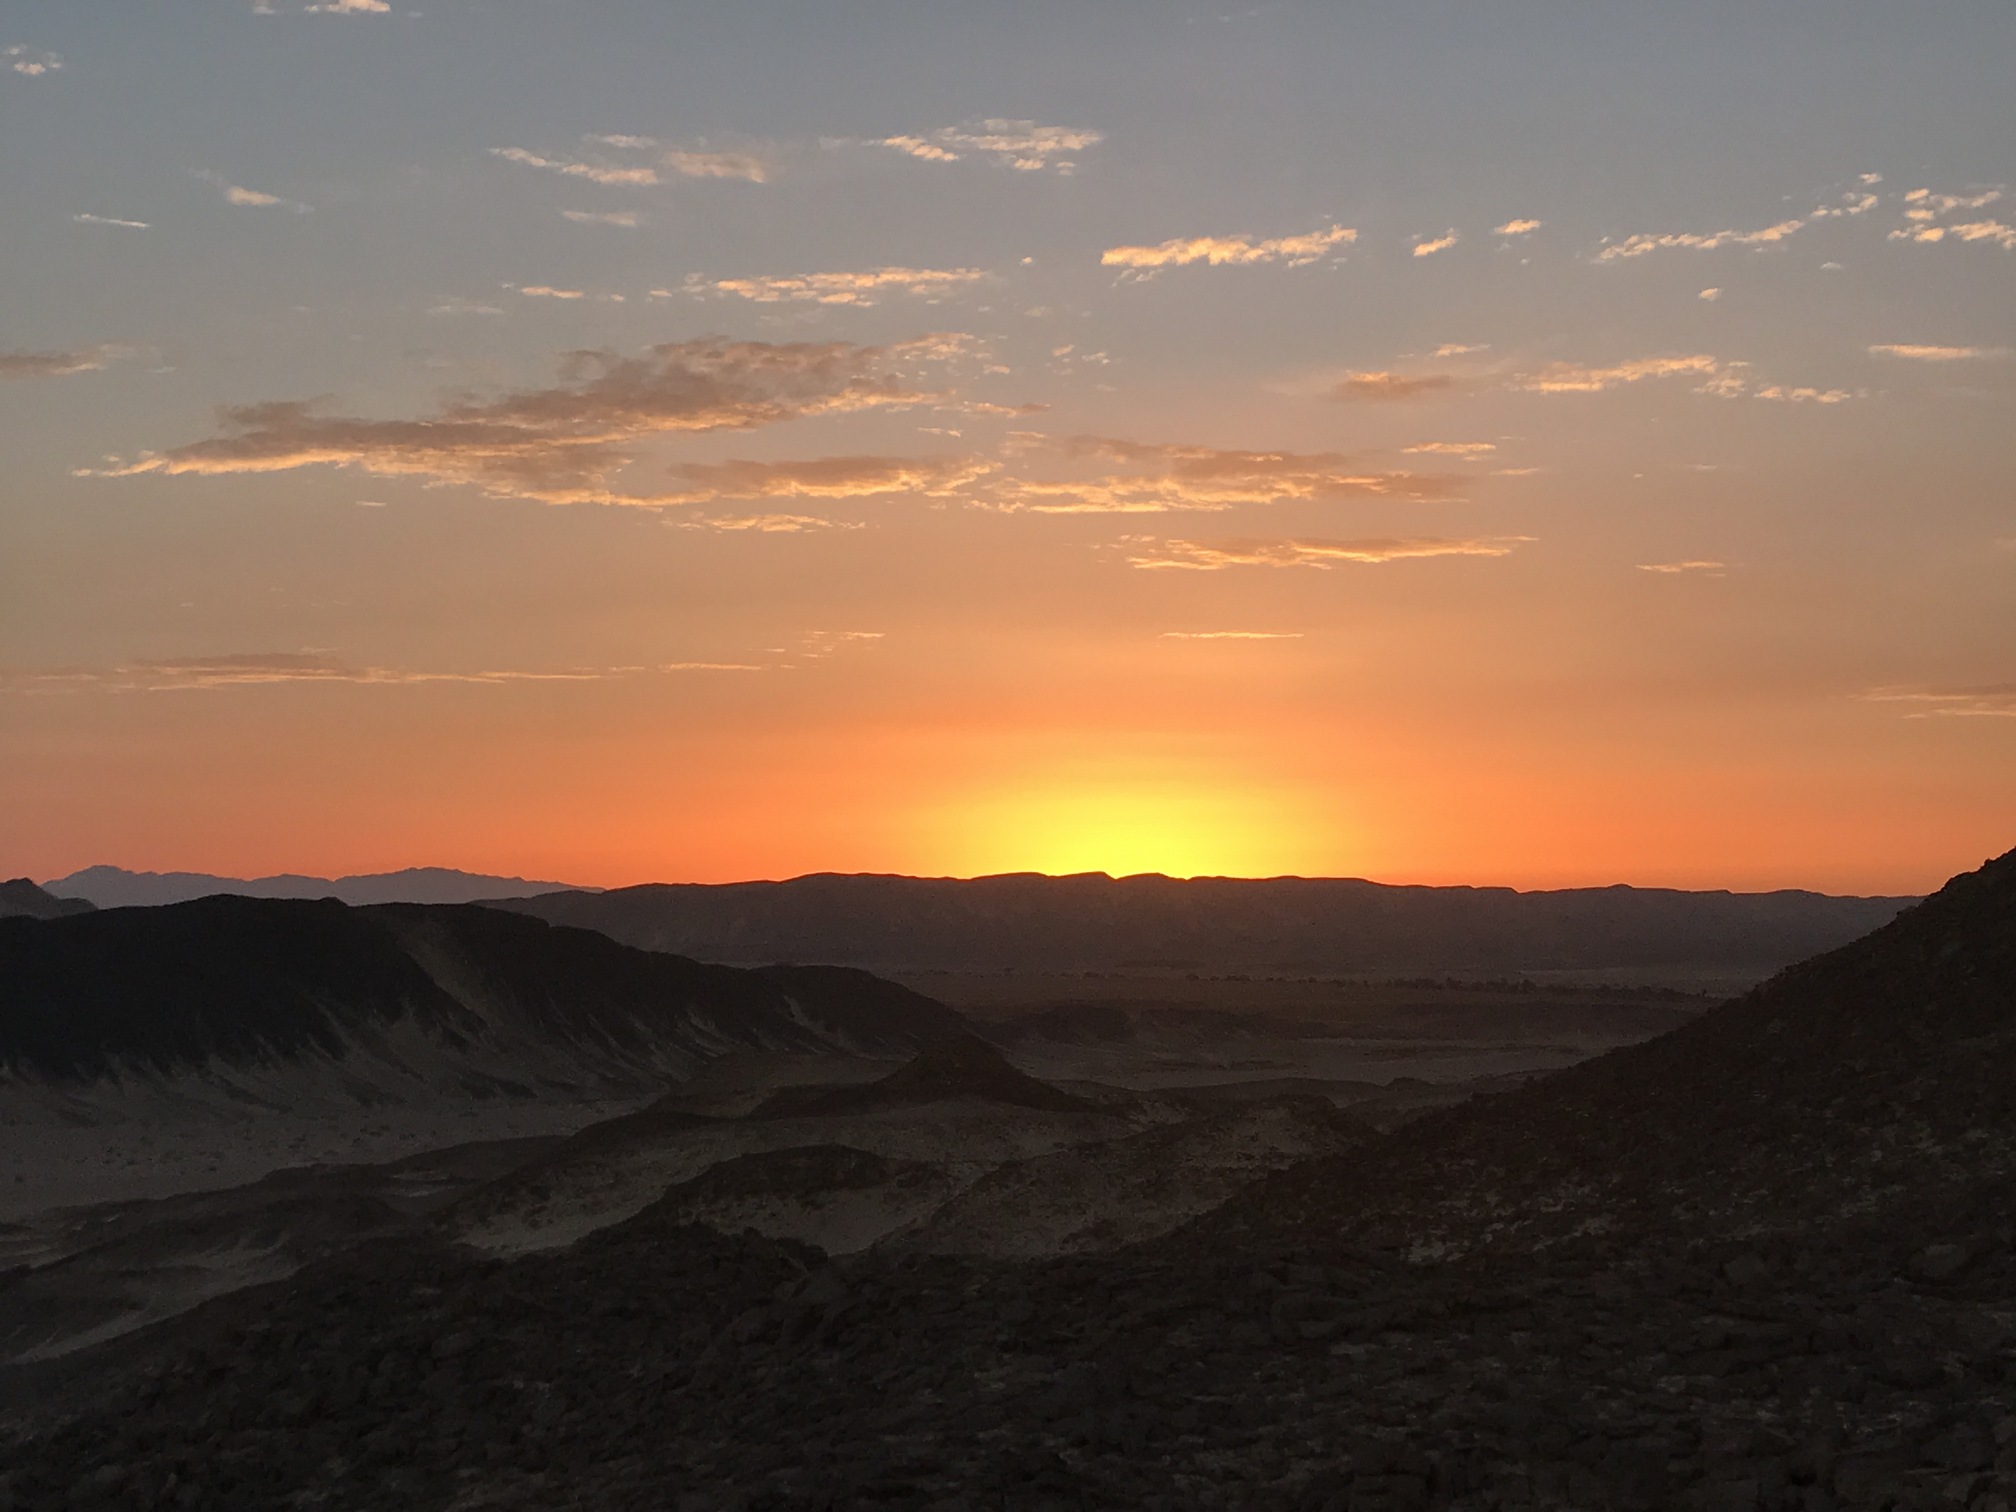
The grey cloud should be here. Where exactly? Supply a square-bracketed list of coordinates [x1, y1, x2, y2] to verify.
[1, 344, 133, 379]
[90, 338, 956, 506]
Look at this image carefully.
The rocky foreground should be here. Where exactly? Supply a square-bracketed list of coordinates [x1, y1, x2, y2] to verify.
[3, 847, 2013, 1511]
[3, 1172, 2010, 1510]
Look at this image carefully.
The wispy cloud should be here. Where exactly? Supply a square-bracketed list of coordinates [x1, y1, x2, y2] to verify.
[1596, 218, 1806, 261]
[1402, 441, 1495, 457]
[662, 454, 993, 504]
[1637, 560, 1726, 575]
[861, 120, 1099, 174]
[1895, 221, 2016, 249]
[689, 513, 859, 533]
[1102, 224, 1354, 272]
[1494, 219, 1542, 237]
[801, 629, 883, 652]
[73, 213, 150, 230]
[1868, 343, 2009, 361]
[579, 135, 775, 183]
[1412, 231, 1459, 258]
[16, 653, 622, 693]
[1888, 187, 2016, 249]
[562, 209, 640, 227]
[997, 436, 1456, 514]
[1, 344, 134, 379]
[1751, 384, 1855, 404]
[517, 286, 588, 300]
[1512, 353, 1853, 404]
[682, 266, 988, 307]
[1433, 343, 1487, 357]
[1862, 683, 2016, 718]
[428, 297, 506, 316]
[1513, 354, 1723, 393]
[5, 45, 61, 75]
[305, 0, 390, 12]
[490, 147, 661, 188]
[1598, 183, 1885, 262]
[194, 170, 309, 212]
[1331, 371, 1457, 401]
[88, 337, 955, 506]
[1126, 535, 1529, 570]
[1161, 631, 1303, 639]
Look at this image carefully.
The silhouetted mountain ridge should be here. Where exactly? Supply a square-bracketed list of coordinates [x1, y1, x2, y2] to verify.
[496, 870, 1912, 976]
[44, 865, 589, 910]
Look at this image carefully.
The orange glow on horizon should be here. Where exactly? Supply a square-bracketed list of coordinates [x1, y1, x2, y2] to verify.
[925, 773, 1347, 881]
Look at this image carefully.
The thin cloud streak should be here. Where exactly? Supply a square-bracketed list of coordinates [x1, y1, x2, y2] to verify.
[1638, 560, 1727, 575]
[1868, 343, 2009, 361]
[1102, 225, 1354, 272]
[683, 267, 988, 307]
[1413, 231, 1459, 258]
[16, 654, 622, 693]
[1597, 218, 1806, 261]
[1331, 372, 1456, 401]
[863, 120, 1099, 174]
[88, 338, 955, 506]
[1597, 184, 1885, 261]
[662, 454, 994, 504]
[1862, 684, 2016, 718]
[1, 345, 134, 379]
[1125, 536, 1529, 571]
[1512, 354, 1854, 404]
[999, 437, 1457, 514]
[490, 148, 662, 188]
[73, 214, 150, 229]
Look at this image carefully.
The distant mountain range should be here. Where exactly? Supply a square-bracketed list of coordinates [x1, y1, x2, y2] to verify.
[0, 879, 95, 921]
[43, 865, 592, 909]
[494, 871, 1918, 979]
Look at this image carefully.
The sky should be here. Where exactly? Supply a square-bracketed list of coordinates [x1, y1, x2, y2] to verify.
[2, 0, 2012, 894]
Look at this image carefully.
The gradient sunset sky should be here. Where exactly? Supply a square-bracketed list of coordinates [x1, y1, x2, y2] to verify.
[3, 1, 2012, 892]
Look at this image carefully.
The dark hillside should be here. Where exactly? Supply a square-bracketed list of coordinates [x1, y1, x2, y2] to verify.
[0, 897, 971, 1092]
[1198, 843, 2016, 1254]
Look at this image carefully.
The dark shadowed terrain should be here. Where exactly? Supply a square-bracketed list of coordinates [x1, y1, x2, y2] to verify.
[494, 872, 1912, 981]
[0, 851, 2010, 1510]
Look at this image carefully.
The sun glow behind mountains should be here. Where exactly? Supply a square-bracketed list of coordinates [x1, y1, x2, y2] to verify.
[936, 776, 1337, 882]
